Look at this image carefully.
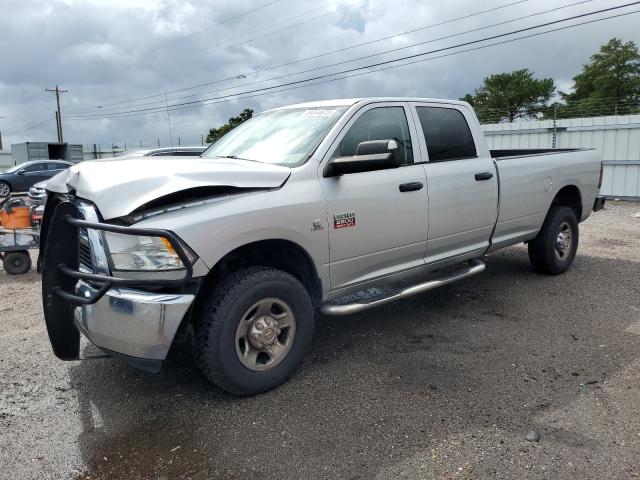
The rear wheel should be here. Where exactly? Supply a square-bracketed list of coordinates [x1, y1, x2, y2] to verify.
[3, 251, 32, 275]
[0, 181, 11, 198]
[528, 206, 579, 275]
[194, 267, 314, 395]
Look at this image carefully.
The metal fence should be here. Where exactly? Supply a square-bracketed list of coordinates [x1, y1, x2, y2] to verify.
[482, 114, 640, 199]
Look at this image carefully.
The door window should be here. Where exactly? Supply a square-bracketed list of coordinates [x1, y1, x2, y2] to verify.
[332, 106, 414, 164]
[21, 163, 45, 173]
[415, 107, 477, 162]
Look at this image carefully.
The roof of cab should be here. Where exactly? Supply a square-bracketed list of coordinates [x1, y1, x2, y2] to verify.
[267, 97, 471, 111]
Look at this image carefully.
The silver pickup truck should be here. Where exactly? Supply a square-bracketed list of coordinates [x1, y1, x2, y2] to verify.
[40, 97, 605, 395]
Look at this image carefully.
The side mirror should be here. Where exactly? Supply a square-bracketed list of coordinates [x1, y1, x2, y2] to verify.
[324, 140, 402, 177]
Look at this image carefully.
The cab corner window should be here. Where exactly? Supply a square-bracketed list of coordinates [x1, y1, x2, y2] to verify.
[416, 106, 477, 162]
[332, 106, 414, 165]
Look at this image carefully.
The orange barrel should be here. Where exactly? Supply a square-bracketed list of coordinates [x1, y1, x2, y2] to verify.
[0, 206, 32, 229]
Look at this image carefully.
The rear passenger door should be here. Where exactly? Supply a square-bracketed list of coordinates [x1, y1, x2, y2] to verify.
[409, 103, 498, 265]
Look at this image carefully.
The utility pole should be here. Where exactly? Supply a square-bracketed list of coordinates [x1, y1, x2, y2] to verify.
[164, 93, 174, 147]
[552, 104, 557, 149]
[45, 85, 68, 142]
[0, 115, 5, 150]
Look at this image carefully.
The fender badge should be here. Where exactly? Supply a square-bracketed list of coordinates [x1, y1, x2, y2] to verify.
[311, 219, 323, 231]
[334, 211, 356, 229]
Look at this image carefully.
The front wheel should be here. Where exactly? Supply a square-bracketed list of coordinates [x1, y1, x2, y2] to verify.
[528, 206, 579, 275]
[194, 267, 314, 396]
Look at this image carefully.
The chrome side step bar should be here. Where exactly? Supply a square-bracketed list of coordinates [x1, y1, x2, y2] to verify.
[320, 259, 486, 316]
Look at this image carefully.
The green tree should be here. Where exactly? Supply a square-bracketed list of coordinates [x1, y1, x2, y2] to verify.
[206, 108, 253, 143]
[461, 69, 555, 123]
[560, 38, 640, 117]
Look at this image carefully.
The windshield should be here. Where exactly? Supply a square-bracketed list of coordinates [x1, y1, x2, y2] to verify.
[202, 106, 347, 166]
[4, 163, 24, 173]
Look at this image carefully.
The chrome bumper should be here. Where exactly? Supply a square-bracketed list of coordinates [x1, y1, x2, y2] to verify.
[74, 281, 194, 360]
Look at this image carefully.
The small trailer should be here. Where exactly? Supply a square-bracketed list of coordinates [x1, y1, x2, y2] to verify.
[0, 197, 40, 275]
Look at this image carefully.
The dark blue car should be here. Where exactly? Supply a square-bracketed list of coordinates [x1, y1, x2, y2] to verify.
[0, 160, 71, 198]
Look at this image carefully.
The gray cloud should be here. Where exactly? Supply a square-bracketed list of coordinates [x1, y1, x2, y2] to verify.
[1, 0, 638, 149]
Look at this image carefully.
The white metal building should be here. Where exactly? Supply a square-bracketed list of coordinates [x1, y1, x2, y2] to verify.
[483, 114, 640, 200]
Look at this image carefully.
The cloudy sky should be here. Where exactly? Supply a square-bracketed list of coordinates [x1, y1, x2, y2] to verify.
[0, 0, 638, 150]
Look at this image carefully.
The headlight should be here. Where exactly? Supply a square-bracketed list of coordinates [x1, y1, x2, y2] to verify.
[104, 231, 194, 271]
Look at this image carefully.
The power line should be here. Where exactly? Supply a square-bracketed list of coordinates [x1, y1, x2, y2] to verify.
[67, 0, 527, 114]
[67, 0, 368, 114]
[66, 8, 640, 127]
[67, 2, 640, 120]
[88, 9, 640, 123]
[4, 117, 56, 136]
[199, 0, 370, 56]
[156, 0, 283, 46]
[227, 0, 366, 42]
[93, 0, 594, 115]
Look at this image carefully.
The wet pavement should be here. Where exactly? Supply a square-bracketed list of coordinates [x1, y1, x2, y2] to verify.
[1, 202, 639, 479]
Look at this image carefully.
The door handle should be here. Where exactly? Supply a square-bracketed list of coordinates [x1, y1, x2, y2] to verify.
[399, 182, 424, 192]
[474, 172, 494, 181]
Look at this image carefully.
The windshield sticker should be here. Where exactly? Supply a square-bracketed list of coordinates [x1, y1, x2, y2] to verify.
[303, 109, 336, 117]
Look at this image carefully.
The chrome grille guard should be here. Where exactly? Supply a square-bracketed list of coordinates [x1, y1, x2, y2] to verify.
[44, 201, 194, 307]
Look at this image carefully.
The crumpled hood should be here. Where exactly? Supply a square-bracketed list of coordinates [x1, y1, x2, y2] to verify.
[47, 156, 291, 219]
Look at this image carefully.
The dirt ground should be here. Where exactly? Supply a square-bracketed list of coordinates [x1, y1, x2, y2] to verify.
[1, 202, 639, 479]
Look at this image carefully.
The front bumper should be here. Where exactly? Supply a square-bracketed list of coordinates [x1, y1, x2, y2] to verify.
[28, 190, 46, 205]
[41, 195, 198, 366]
[74, 281, 194, 360]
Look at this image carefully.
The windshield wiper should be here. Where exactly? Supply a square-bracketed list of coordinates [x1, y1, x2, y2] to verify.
[216, 154, 259, 163]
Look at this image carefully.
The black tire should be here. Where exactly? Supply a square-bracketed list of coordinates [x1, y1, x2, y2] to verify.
[0, 181, 11, 198]
[3, 251, 32, 275]
[194, 267, 314, 396]
[528, 206, 579, 275]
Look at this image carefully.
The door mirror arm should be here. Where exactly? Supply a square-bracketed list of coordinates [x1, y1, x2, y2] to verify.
[324, 140, 401, 177]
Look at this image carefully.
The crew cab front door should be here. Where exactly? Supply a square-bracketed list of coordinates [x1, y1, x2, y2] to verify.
[320, 103, 428, 293]
[409, 103, 498, 265]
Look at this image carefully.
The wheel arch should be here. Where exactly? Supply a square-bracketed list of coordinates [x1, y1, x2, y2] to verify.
[550, 184, 583, 221]
[195, 239, 323, 310]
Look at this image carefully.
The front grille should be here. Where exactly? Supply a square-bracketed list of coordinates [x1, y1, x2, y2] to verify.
[78, 227, 93, 272]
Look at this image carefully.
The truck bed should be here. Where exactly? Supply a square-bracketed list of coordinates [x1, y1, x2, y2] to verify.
[491, 148, 583, 159]
[488, 148, 601, 253]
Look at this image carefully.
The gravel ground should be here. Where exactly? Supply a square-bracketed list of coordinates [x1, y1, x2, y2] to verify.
[1, 202, 639, 480]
